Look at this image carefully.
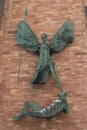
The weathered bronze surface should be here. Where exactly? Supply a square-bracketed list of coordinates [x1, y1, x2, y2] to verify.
[13, 9, 74, 120]
[13, 91, 69, 120]
[16, 11, 74, 92]
[0, 0, 5, 27]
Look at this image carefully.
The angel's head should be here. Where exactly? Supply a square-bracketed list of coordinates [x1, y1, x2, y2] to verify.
[41, 34, 47, 43]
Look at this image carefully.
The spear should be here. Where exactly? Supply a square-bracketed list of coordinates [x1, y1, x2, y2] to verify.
[17, 8, 28, 82]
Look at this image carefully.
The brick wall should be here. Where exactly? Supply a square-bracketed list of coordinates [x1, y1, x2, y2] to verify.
[0, 0, 87, 130]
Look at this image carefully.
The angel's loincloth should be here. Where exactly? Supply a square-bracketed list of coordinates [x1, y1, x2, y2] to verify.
[31, 62, 50, 84]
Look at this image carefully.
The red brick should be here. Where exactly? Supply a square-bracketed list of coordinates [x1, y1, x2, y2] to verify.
[0, 0, 87, 130]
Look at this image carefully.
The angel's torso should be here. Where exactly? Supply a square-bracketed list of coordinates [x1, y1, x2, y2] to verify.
[39, 43, 52, 63]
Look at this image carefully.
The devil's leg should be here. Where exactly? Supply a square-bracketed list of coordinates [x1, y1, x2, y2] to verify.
[12, 101, 43, 120]
[12, 101, 30, 120]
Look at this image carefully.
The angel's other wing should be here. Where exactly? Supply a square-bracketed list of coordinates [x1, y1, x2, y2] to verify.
[49, 20, 74, 53]
[16, 21, 40, 52]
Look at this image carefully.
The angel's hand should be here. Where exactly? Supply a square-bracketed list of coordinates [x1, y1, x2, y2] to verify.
[16, 21, 40, 53]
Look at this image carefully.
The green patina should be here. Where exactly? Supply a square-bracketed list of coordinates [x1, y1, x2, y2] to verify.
[13, 8, 74, 119]
[16, 9, 74, 92]
[13, 91, 69, 120]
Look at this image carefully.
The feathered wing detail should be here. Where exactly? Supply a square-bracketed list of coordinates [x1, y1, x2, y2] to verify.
[49, 20, 74, 53]
[16, 21, 40, 52]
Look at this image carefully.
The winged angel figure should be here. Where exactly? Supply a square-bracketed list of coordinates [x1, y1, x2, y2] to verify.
[16, 19, 74, 92]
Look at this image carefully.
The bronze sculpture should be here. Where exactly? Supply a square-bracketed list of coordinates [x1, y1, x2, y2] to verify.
[16, 16, 74, 92]
[13, 9, 74, 120]
[13, 91, 69, 120]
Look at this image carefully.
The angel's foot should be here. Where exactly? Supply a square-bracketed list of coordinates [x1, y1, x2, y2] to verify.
[29, 84, 35, 92]
[29, 87, 34, 92]
[12, 113, 24, 121]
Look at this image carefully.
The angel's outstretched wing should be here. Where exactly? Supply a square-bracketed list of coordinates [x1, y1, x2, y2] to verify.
[49, 20, 74, 53]
[16, 21, 40, 52]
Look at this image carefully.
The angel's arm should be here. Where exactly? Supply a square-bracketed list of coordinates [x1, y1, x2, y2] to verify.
[16, 21, 40, 53]
[49, 20, 74, 53]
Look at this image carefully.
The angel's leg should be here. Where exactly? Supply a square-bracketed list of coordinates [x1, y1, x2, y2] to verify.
[50, 65, 63, 91]
[30, 84, 35, 92]
[12, 101, 43, 120]
[30, 71, 39, 92]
